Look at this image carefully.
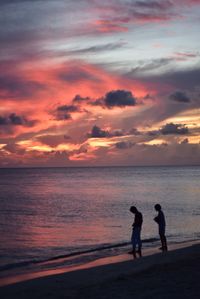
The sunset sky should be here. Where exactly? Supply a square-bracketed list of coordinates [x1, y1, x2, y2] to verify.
[0, 0, 200, 167]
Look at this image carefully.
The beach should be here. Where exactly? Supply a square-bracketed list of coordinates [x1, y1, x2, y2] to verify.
[1, 241, 199, 299]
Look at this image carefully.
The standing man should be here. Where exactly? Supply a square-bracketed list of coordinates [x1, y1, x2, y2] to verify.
[154, 204, 168, 251]
[129, 206, 143, 258]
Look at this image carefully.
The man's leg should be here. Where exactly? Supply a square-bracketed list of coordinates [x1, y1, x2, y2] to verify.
[131, 230, 137, 258]
[159, 233, 168, 251]
[162, 234, 168, 251]
[137, 228, 142, 257]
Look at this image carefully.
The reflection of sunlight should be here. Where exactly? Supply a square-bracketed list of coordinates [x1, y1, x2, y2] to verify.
[17, 140, 80, 153]
[161, 108, 200, 128]
[18, 140, 53, 152]
[187, 136, 200, 144]
[0, 144, 6, 149]
[57, 143, 79, 151]
[143, 139, 167, 145]
[69, 152, 96, 161]
[88, 138, 115, 148]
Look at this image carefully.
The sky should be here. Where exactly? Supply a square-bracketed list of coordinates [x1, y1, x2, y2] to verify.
[0, 0, 200, 167]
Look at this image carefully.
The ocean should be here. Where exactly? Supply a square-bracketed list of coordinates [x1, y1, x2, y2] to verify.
[0, 166, 200, 281]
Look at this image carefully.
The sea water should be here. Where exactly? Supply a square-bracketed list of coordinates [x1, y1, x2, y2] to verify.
[0, 166, 199, 279]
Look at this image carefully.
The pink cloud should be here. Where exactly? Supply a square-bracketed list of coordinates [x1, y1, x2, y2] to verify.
[94, 20, 128, 33]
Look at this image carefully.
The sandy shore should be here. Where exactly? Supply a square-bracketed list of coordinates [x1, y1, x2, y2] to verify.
[0, 241, 199, 299]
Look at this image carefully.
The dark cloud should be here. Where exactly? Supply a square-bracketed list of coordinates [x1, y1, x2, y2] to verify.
[147, 130, 159, 136]
[72, 94, 90, 104]
[54, 104, 80, 121]
[135, 0, 173, 10]
[137, 67, 200, 90]
[0, 74, 45, 99]
[89, 98, 104, 106]
[88, 125, 141, 139]
[54, 113, 71, 121]
[104, 90, 137, 108]
[169, 91, 191, 103]
[0, 113, 36, 127]
[112, 130, 124, 137]
[123, 66, 200, 128]
[146, 122, 190, 137]
[160, 123, 189, 135]
[115, 141, 135, 149]
[129, 128, 142, 135]
[9, 113, 25, 125]
[58, 66, 101, 83]
[57, 105, 79, 113]
[80, 90, 138, 109]
[127, 58, 174, 75]
[88, 125, 110, 138]
[0, 116, 8, 125]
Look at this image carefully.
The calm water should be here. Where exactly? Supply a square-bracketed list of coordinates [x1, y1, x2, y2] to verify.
[0, 166, 200, 278]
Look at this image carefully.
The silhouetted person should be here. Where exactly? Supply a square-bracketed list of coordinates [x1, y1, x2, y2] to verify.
[129, 206, 143, 258]
[154, 204, 168, 251]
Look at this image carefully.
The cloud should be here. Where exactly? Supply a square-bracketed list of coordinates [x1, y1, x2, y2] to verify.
[93, 0, 178, 34]
[0, 74, 45, 99]
[115, 141, 135, 149]
[103, 90, 137, 108]
[87, 125, 126, 139]
[2, 142, 25, 155]
[0, 116, 7, 125]
[129, 128, 142, 135]
[72, 94, 90, 104]
[36, 134, 71, 147]
[0, 0, 43, 4]
[9, 113, 27, 125]
[54, 104, 79, 121]
[174, 52, 199, 60]
[66, 89, 139, 111]
[137, 67, 200, 90]
[182, 0, 200, 4]
[66, 42, 125, 55]
[94, 19, 129, 33]
[146, 122, 190, 137]
[87, 125, 142, 140]
[160, 123, 189, 135]
[58, 69, 100, 83]
[57, 105, 79, 113]
[134, 0, 173, 10]
[0, 113, 35, 127]
[126, 58, 175, 76]
[169, 91, 191, 103]
[88, 125, 110, 138]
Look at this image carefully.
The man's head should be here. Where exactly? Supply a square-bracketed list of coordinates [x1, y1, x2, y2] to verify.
[130, 206, 138, 214]
[154, 204, 161, 211]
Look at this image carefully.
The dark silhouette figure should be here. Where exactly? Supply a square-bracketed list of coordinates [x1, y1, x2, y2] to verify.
[129, 206, 143, 258]
[154, 204, 168, 251]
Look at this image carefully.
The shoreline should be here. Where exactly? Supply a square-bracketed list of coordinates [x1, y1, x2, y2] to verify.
[0, 240, 199, 298]
[0, 239, 198, 287]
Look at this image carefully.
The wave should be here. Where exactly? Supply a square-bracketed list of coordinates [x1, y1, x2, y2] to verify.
[0, 237, 159, 272]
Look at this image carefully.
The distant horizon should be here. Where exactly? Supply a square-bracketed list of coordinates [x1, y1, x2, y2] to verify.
[1, 164, 200, 170]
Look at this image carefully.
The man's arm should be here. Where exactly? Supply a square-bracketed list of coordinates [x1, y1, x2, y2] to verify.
[154, 216, 159, 223]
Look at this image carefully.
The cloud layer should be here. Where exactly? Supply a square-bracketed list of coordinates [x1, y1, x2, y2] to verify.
[0, 0, 200, 167]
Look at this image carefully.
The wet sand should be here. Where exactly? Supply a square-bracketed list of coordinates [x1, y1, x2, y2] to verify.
[0, 241, 199, 299]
